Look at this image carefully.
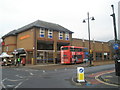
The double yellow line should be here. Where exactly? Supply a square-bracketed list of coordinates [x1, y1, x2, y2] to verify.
[95, 70, 119, 87]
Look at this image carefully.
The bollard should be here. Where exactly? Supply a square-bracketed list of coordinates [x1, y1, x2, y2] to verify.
[32, 58, 34, 65]
[77, 67, 85, 82]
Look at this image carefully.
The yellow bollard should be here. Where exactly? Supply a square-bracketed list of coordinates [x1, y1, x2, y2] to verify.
[32, 58, 34, 65]
[77, 67, 85, 82]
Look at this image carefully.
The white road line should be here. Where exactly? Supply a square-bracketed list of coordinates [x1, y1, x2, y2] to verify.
[2, 78, 7, 82]
[14, 82, 23, 88]
[1, 78, 7, 89]
[6, 84, 15, 87]
[6, 78, 22, 82]
[43, 70, 46, 73]
[30, 72, 34, 75]
[16, 75, 24, 78]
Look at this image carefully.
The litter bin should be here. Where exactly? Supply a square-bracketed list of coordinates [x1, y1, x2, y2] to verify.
[114, 54, 120, 76]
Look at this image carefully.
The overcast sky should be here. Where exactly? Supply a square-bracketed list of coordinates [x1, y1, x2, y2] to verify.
[0, 0, 120, 42]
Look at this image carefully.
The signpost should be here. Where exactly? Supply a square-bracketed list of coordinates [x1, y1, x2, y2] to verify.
[113, 44, 119, 50]
[77, 67, 85, 82]
[13, 50, 18, 65]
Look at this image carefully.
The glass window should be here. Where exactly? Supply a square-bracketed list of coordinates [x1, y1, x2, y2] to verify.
[65, 32, 69, 40]
[70, 47, 74, 52]
[72, 55, 82, 59]
[61, 47, 68, 50]
[48, 30, 53, 39]
[70, 48, 82, 52]
[40, 28, 45, 37]
[59, 32, 63, 40]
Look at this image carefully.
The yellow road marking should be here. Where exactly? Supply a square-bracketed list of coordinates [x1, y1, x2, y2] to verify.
[95, 71, 118, 87]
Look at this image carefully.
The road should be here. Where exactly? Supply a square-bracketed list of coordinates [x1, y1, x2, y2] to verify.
[1, 64, 119, 89]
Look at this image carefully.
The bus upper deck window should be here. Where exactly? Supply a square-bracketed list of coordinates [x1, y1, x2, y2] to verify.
[61, 47, 68, 50]
[74, 48, 83, 52]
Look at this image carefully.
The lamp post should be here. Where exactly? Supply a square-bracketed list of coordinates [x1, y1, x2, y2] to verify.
[110, 5, 117, 43]
[83, 12, 95, 66]
[111, 5, 120, 76]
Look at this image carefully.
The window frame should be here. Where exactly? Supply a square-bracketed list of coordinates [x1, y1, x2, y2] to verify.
[59, 31, 63, 40]
[65, 32, 69, 40]
[40, 28, 45, 38]
[48, 30, 53, 39]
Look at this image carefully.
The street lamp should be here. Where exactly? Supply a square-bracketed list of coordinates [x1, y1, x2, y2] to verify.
[83, 12, 95, 66]
[110, 5, 117, 42]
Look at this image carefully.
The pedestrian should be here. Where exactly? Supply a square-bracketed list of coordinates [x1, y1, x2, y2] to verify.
[17, 58, 21, 67]
[21, 58, 26, 66]
[74, 55, 78, 64]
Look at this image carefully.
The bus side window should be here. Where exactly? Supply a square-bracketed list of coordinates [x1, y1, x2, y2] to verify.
[70, 48, 74, 52]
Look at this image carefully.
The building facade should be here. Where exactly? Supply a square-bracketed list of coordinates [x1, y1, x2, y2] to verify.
[1, 20, 112, 65]
[72, 38, 112, 61]
[2, 20, 73, 64]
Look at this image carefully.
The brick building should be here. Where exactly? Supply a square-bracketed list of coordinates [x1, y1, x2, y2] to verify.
[1, 20, 112, 65]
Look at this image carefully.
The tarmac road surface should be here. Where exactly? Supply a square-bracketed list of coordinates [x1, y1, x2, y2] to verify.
[1, 64, 119, 89]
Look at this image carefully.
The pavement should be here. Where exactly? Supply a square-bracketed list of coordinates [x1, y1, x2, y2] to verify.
[97, 72, 120, 86]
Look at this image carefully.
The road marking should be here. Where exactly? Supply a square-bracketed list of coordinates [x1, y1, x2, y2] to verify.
[88, 70, 115, 78]
[6, 78, 22, 82]
[103, 79, 110, 82]
[7, 84, 15, 87]
[95, 70, 118, 87]
[14, 82, 23, 88]
[71, 76, 81, 85]
[43, 70, 46, 73]
[105, 76, 113, 78]
[1, 78, 7, 89]
[16, 75, 24, 78]
[30, 72, 34, 75]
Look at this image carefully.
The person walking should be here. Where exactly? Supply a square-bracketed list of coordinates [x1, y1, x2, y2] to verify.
[21, 58, 26, 66]
[17, 58, 21, 67]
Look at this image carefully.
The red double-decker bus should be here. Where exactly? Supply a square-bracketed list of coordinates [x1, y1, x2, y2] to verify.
[60, 46, 88, 64]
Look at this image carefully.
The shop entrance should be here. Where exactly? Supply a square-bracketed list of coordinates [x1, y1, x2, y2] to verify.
[37, 40, 69, 64]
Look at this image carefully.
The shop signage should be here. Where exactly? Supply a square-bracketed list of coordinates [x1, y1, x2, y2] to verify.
[20, 35, 30, 40]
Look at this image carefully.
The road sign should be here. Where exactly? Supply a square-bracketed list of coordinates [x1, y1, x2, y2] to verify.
[77, 67, 85, 82]
[113, 44, 119, 50]
[79, 68, 84, 73]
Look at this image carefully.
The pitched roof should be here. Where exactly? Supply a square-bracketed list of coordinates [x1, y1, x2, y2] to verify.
[2, 20, 73, 39]
[2, 30, 17, 39]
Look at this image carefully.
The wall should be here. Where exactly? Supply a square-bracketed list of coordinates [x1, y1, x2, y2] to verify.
[72, 38, 111, 60]
[2, 36, 17, 54]
[17, 28, 34, 51]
